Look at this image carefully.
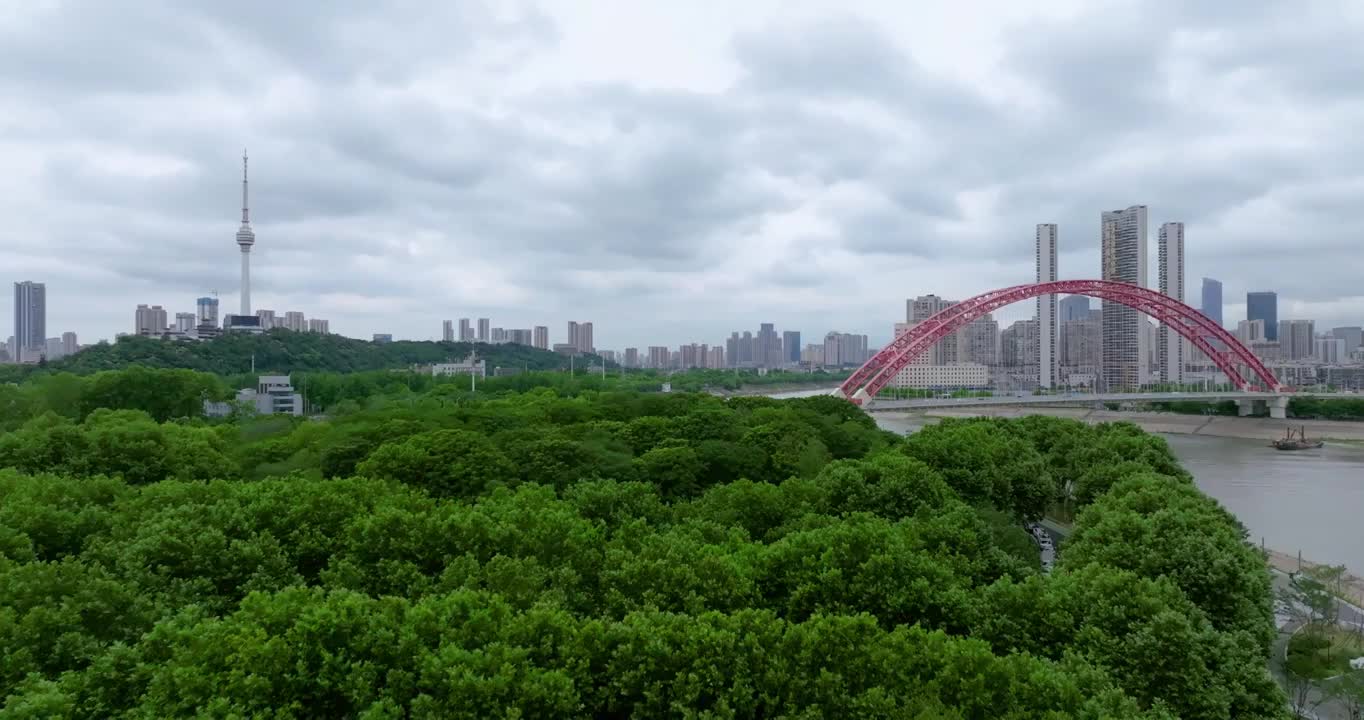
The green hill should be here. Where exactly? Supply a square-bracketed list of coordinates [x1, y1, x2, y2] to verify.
[33, 330, 594, 376]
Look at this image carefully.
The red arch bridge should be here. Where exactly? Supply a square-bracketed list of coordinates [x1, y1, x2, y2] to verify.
[837, 279, 1287, 407]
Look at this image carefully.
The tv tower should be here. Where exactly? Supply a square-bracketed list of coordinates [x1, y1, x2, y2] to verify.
[235, 150, 256, 316]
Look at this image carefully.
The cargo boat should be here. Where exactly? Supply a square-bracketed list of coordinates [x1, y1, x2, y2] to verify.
[1271, 427, 1323, 451]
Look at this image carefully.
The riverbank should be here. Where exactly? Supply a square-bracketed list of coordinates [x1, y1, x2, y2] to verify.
[1266, 549, 1364, 609]
[727, 382, 842, 397]
[894, 406, 1364, 441]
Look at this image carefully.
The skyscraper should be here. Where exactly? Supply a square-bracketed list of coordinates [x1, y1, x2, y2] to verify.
[135, 304, 168, 336]
[442, 320, 454, 342]
[197, 297, 219, 327]
[1332, 327, 1363, 356]
[477, 318, 490, 342]
[255, 309, 276, 330]
[624, 347, 639, 368]
[533, 326, 549, 350]
[282, 311, 306, 332]
[1200, 278, 1223, 327]
[13, 281, 45, 361]
[1061, 311, 1102, 373]
[1316, 337, 1347, 364]
[756, 323, 780, 367]
[908, 294, 959, 365]
[196, 296, 220, 339]
[1001, 319, 1040, 368]
[822, 332, 869, 367]
[1100, 205, 1148, 390]
[1158, 222, 1185, 385]
[459, 318, 473, 341]
[783, 331, 801, 364]
[577, 322, 594, 353]
[61, 332, 78, 356]
[960, 316, 1000, 366]
[1035, 224, 1058, 389]
[1236, 319, 1266, 343]
[307, 319, 330, 333]
[1278, 319, 1315, 360]
[1247, 292, 1278, 341]
[567, 321, 579, 351]
[1058, 295, 1090, 322]
[236, 151, 256, 317]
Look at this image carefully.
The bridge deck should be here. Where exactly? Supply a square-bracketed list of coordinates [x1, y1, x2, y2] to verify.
[862, 391, 1333, 411]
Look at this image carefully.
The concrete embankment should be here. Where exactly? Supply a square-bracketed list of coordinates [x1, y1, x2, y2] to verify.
[727, 383, 843, 397]
[892, 406, 1364, 441]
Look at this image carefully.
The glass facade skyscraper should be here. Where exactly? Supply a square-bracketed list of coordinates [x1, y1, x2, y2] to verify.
[1200, 278, 1222, 327]
[1246, 291, 1278, 341]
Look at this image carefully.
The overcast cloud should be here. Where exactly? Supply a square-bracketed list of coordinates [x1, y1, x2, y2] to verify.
[3, 0, 1362, 349]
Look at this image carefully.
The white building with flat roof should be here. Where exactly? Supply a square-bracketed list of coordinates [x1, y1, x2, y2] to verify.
[432, 353, 486, 378]
[205, 375, 302, 417]
[890, 362, 989, 389]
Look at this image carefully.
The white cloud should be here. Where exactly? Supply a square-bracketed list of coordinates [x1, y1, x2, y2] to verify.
[2, 0, 1361, 348]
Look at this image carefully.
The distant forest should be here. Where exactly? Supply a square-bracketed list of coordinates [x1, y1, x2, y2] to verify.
[2, 330, 593, 381]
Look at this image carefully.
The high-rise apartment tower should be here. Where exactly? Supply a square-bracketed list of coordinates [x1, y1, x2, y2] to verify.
[1035, 223, 1058, 388]
[13, 281, 45, 361]
[1100, 206, 1148, 390]
[1158, 222, 1185, 385]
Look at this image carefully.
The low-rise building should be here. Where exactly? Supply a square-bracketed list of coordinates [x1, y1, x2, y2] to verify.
[432, 353, 486, 378]
[204, 375, 303, 417]
[223, 314, 265, 334]
[1322, 366, 1364, 391]
[1268, 363, 1318, 388]
[890, 362, 989, 389]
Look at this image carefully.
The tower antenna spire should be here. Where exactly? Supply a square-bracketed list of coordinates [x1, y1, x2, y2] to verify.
[241, 149, 250, 224]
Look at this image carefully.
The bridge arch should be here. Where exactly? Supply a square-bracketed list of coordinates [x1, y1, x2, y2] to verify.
[838, 280, 1284, 403]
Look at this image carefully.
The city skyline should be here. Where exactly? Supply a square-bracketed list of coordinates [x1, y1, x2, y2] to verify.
[4, 3, 1363, 348]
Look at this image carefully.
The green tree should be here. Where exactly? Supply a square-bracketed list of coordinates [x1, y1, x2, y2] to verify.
[358, 429, 516, 498]
[1063, 473, 1275, 648]
[633, 446, 704, 498]
[740, 419, 831, 482]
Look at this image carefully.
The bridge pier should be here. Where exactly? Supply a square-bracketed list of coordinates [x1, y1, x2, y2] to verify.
[1268, 395, 1288, 420]
[851, 388, 874, 407]
[1235, 396, 1288, 419]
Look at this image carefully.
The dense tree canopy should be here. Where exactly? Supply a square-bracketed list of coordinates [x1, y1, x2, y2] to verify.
[12, 330, 595, 378]
[0, 378, 1286, 717]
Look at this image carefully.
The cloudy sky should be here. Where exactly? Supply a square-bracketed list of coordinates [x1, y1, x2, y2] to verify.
[4, 0, 1362, 350]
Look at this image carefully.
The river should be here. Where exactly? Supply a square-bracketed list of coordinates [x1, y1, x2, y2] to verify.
[766, 388, 1364, 572]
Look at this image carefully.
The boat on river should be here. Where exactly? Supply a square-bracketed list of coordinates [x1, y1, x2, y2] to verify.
[1271, 427, 1324, 451]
